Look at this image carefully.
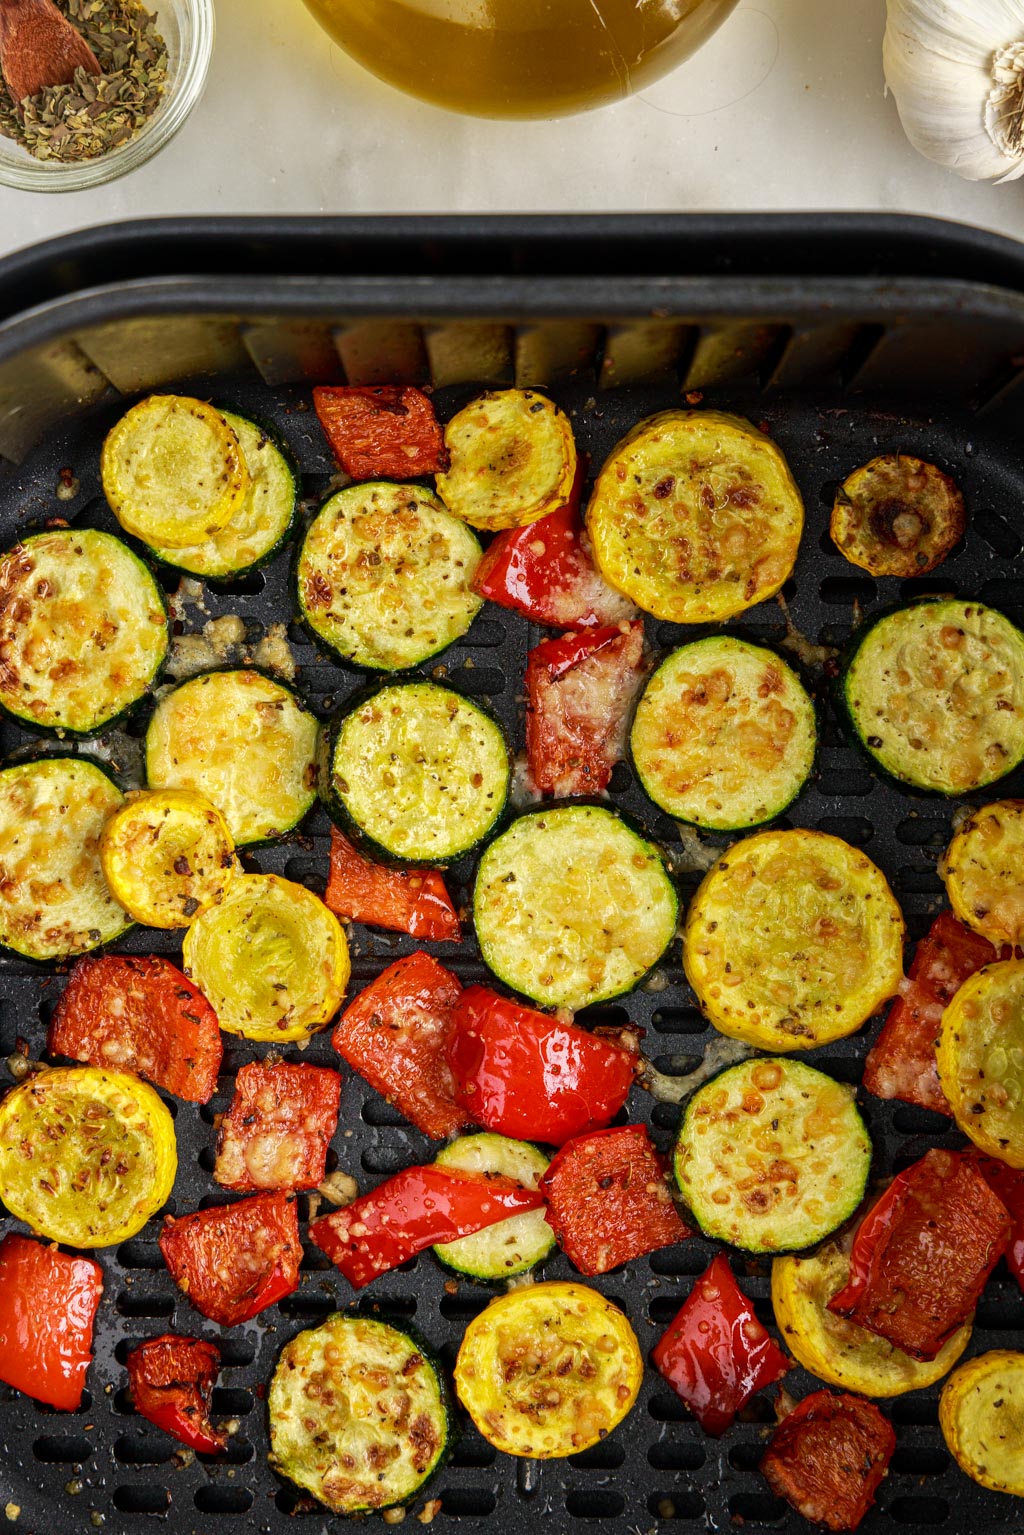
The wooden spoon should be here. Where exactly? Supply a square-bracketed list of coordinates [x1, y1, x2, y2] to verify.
[0, 0, 101, 108]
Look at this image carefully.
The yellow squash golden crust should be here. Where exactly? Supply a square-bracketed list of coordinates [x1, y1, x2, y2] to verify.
[100, 787, 236, 929]
[938, 958, 1024, 1168]
[683, 827, 904, 1050]
[830, 454, 965, 578]
[586, 410, 803, 623]
[940, 1350, 1024, 1497]
[436, 389, 577, 532]
[942, 798, 1024, 947]
[454, 1282, 642, 1458]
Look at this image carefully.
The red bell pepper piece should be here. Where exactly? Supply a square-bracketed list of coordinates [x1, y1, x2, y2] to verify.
[324, 827, 461, 942]
[828, 1148, 1011, 1360]
[471, 469, 635, 629]
[970, 1151, 1024, 1294]
[541, 1124, 691, 1274]
[0, 1234, 102, 1411]
[863, 912, 1003, 1115]
[447, 984, 639, 1145]
[159, 1191, 301, 1328]
[525, 619, 646, 797]
[313, 385, 446, 479]
[760, 1390, 896, 1532]
[125, 1335, 226, 1455]
[213, 1060, 341, 1193]
[652, 1254, 790, 1436]
[333, 951, 470, 1140]
[309, 1164, 545, 1289]
[49, 954, 223, 1104]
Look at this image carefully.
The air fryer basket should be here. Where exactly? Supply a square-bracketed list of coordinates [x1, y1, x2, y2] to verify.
[1, 215, 1024, 1535]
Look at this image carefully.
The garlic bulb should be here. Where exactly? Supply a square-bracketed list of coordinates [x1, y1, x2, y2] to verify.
[884, 0, 1024, 182]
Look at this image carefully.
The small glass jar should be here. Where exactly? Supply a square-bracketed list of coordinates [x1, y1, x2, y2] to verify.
[0, 0, 214, 192]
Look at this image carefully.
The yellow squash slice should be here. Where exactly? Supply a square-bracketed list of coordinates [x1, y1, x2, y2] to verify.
[586, 410, 803, 623]
[772, 1240, 971, 1397]
[183, 872, 350, 1041]
[454, 1281, 642, 1458]
[683, 828, 904, 1050]
[940, 1350, 1024, 1497]
[435, 389, 577, 531]
[100, 787, 236, 929]
[101, 394, 250, 548]
[942, 799, 1024, 947]
[937, 957, 1024, 1168]
[0, 1065, 176, 1247]
[831, 454, 965, 578]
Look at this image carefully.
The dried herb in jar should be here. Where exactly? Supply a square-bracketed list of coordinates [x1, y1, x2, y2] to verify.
[0, 0, 168, 163]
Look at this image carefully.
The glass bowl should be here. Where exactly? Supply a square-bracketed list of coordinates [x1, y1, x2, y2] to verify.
[0, 0, 214, 192]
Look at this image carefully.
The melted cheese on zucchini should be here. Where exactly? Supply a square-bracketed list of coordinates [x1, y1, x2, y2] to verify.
[146, 669, 319, 846]
[675, 1058, 871, 1253]
[100, 787, 236, 929]
[586, 410, 803, 624]
[830, 455, 964, 578]
[843, 600, 1024, 795]
[454, 1282, 642, 1457]
[772, 1241, 971, 1397]
[0, 529, 168, 735]
[631, 636, 816, 830]
[683, 827, 904, 1050]
[436, 389, 577, 532]
[938, 958, 1024, 1168]
[942, 799, 1024, 946]
[297, 482, 482, 670]
[0, 757, 132, 960]
[269, 1314, 448, 1514]
[473, 805, 678, 1010]
[940, 1351, 1024, 1497]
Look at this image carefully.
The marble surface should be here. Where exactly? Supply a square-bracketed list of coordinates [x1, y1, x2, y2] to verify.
[1, 0, 1023, 262]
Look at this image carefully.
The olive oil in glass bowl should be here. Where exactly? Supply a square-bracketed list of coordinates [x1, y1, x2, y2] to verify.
[300, 0, 740, 117]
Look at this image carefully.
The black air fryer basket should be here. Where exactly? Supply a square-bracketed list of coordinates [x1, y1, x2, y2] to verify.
[1, 214, 1024, 1535]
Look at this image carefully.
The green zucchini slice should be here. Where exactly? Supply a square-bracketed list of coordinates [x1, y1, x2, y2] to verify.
[0, 528, 168, 736]
[473, 804, 678, 1010]
[631, 636, 816, 830]
[268, 1313, 450, 1515]
[326, 681, 509, 865]
[297, 482, 483, 670]
[842, 599, 1024, 795]
[145, 668, 319, 846]
[0, 756, 133, 961]
[151, 411, 297, 580]
[674, 1057, 872, 1254]
[433, 1134, 554, 1281]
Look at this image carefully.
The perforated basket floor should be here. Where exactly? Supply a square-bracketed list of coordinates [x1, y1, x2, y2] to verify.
[1, 216, 1024, 1535]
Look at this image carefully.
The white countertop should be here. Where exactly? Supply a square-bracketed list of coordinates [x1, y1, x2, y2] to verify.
[1, 0, 1023, 263]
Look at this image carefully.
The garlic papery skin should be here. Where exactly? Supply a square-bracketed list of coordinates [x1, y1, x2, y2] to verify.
[884, 0, 1024, 182]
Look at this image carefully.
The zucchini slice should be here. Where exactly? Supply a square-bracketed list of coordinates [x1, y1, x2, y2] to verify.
[841, 599, 1024, 795]
[101, 394, 250, 548]
[831, 455, 964, 578]
[0, 528, 168, 736]
[454, 1281, 642, 1458]
[433, 1134, 554, 1281]
[297, 482, 483, 670]
[937, 958, 1024, 1168]
[674, 1058, 872, 1253]
[683, 828, 904, 1051]
[145, 668, 319, 846]
[326, 681, 509, 865]
[473, 804, 678, 1011]
[0, 756, 132, 961]
[436, 389, 577, 532]
[771, 1241, 971, 1398]
[269, 1313, 449, 1515]
[630, 636, 816, 831]
[183, 872, 350, 1042]
[586, 410, 803, 624]
[100, 787, 236, 929]
[0, 1065, 176, 1247]
[151, 411, 297, 579]
[942, 799, 1024, 947]
[939, 1350, 1024, 1497]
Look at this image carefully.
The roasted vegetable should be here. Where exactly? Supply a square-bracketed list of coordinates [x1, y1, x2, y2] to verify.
[760, 1390, 896, 1532]
[454, 1281, 642, 1457]
[972, 1152, 1024, 1293]
[942, 798, 1024, 946]
[938, 957, 1024, 1166]
[213, 1060, 341, 1192]
[436, 388, 577, 532]
[830, 454, 964, 578]
[525, 619, 646, 797]
[100, 787, 236, 929]
[313, 384, 446, 479]
[0, 1233, 103, 1411]
[160, 1191, 301, 1327]
[683, 828, 904, 1050]
[432, 1134, 554, 1281]
[323, 826, 461, 942]
[126, 1335, 226, 1455]
[939, 1350, 1024, 1497]
[0, 1065, 176, 1247]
